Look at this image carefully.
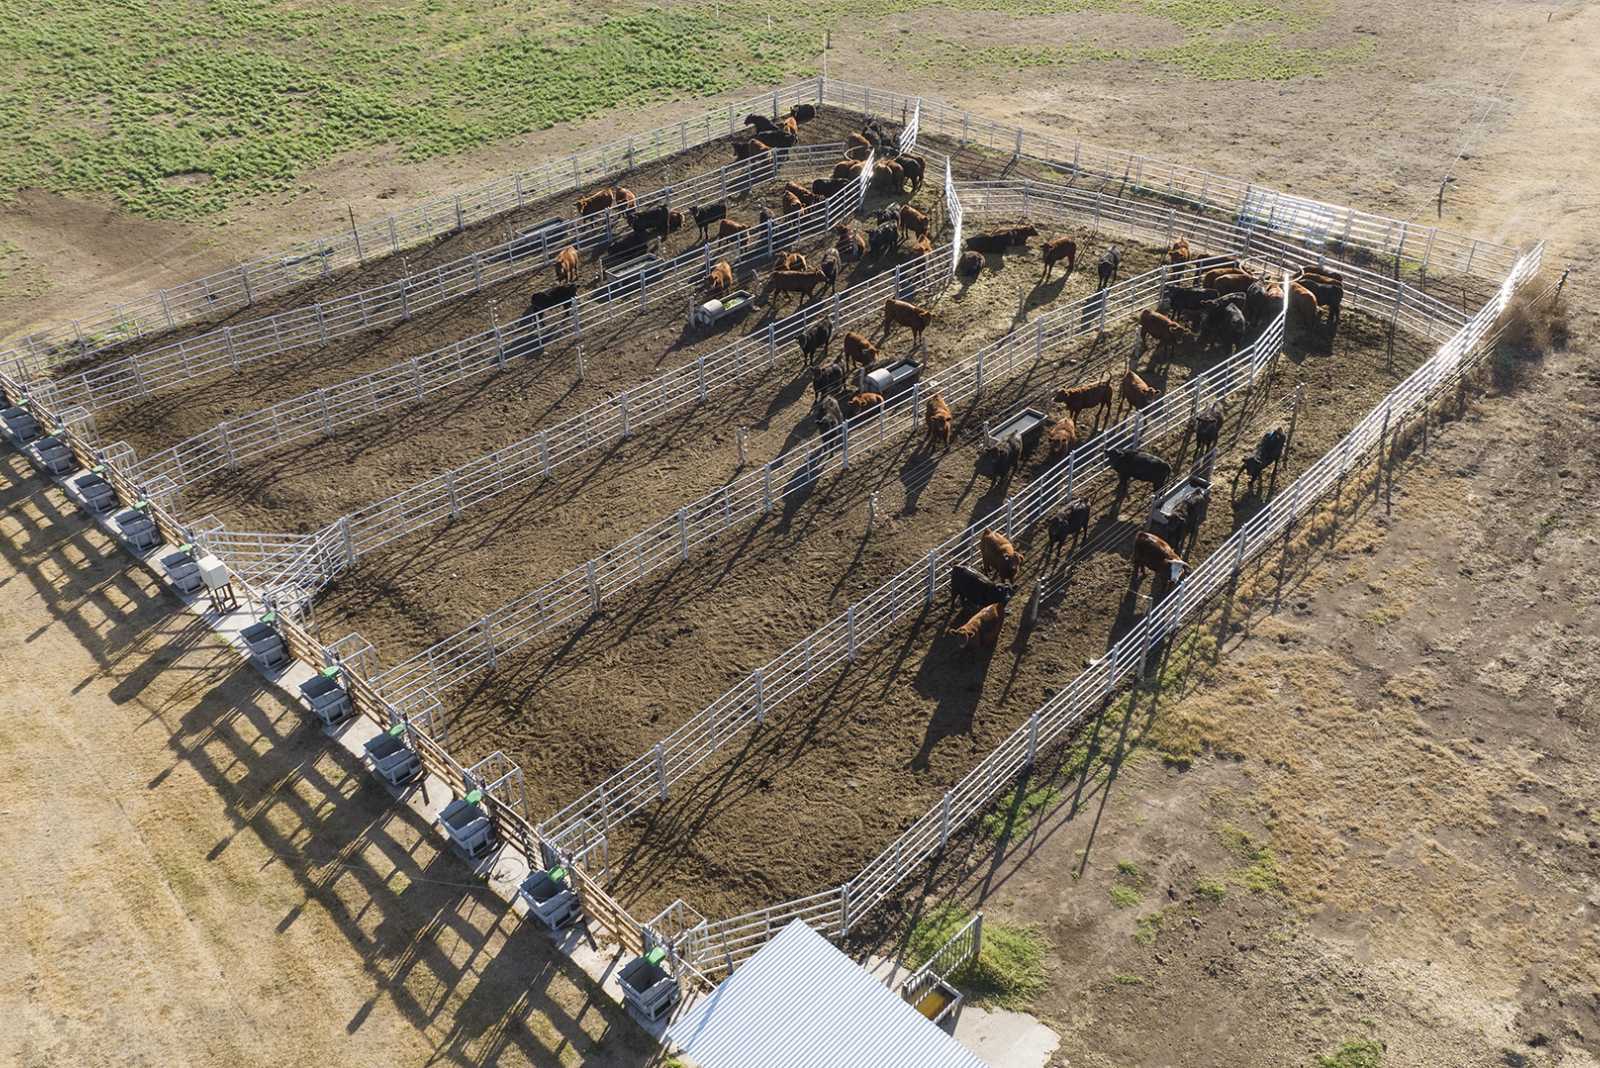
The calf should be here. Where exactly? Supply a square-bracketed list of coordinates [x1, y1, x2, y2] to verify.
[789, 103, 816, 123]
[1041, 237, 1077, 281]
[733, 138, 771, 161]
[982, 431, 1025, 484]
[898, 204, 930, 240]
[1164, 284, 1219, 320]
[1298, 277, 1343, 331]
[611, 186, 637, 211]
[925, 394, 953, 448]
[832, 159, 865, 182]
[1287, 282, 1320, 327]
[847, 391, 885, 415]
[705, 259, 734, 296]
[1046, 413, 1078, 459]
[693, 202, 727, 242]
[554, 244, 579, 284]
[628, 206, 685, 241]
[998, 224, 1039, 246]
[1047, 499, 1091, 557]
[908, 233, 933, 258]
[522, 281, 578, 322]
[1238, 428, 1287, 496]
[1055, 378, 1114, 426]
[1105, 446, 1172, 496]
[898, 154, 927, 193]
[812, 360, 844, 399]
[1118, 369, 1160, 415]
[784, 181, 821, 205]
[769, 269, 826, 305]
[1166, 237, 1192, 264]
[780, 115, 799, 139]
[576, 188, 614, 215]
[1131, 530, 1186, 591]
[1097, 246, 1123, 290]
[813, 395, 844, 444]
[883, 298, 934, 343]
[716, 218, 751, 242]
[1190, 401, 1223, 456]
[1138, 309, 1193, 356]
[744, 113, 780, 135]
[843, 331, 880, 368]
[774, 251, 808, 272]
[1201, 263, 1247, 288]
[949, 563, 1012, 612]
[874, 205, 900, 226]
[846, 131, 872, 152]
[868, 223, 900, 259]
[819, 249, 841, 291]
[834, 223, 867, 262]
[958, 250, 985, 278]
[781, 190, 806, 215]
[1210, 271, 1256, 295]
[873, 159, 905, 192]
[796, 320, 832, 362]
[1245, 280, 1279, 326]
[979, 528, 1024, 581]
[764, 125, 798, 148]
[1201, 301, 1249, 351]
[811, 177, 847, 198]
[949, 601, 1006, 652]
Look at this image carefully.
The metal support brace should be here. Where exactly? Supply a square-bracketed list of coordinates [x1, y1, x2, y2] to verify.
[586, 560, 600, 611]
[678, 509, 689, 560]
[654, 743, 668, 800]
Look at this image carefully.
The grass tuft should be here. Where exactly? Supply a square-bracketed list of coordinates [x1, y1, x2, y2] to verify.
[907, 905, 1049, 1010]
[1316, 1038, 1385, 1068]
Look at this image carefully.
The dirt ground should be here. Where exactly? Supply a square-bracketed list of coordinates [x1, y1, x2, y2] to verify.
[0, 451, 662, 1068]
[3, 0, 1596, 1065]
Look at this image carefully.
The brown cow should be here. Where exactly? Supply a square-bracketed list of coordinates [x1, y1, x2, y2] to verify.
[949, 601, 1005, 651]
[1203, 265, 1252, 289]
[1054, 379, 1113, 426]
[979, 529, 1024, 581]
[780, 115, 799, 139]
[843, 331, 880, 368]
[554, 245, 579, 284]
[774, 251, 808, 272]
[733, 138, 771, 161]
[847, 391, 885, 415]
[1166, 237, 1192, 264]
[705, 260, 734, 296]
[1046, 413, 1078, 459]
[873, 159, 905, 192]
[833, 222, 866, 262]
[781, 191, 805, 215]
[576, 188, 614, 215]
[908, 233, 933, 258]
[1041, 237, 1077, 281]
[925, 394, 953, 448]
[883, 298, 933, 343]
[1132, 530, 1186, 590]
[1288, 282, 1320, 325]
[1138, 309, 1194, 354]
[769, 269, 826, 305]
[832, 159, 865, 182]
[1118, 369, 1160, 415]
[611, 186, 637, 210]
[717, 218, 751, 241]
[1210, 271, 1256, 295]
[783, 181, 820, 205]
[846, 131, 872, 152]
[898, 204, 930, 240]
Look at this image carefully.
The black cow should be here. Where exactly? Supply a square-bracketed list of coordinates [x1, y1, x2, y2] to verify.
[1047, 499, 1091, 557]
[1238, 428, 1287, 496]
[693, 202, 727, 242]
[1097, 246, 1122, 290]
[1202, 301, 1249, 351]
[790, 103, 816, 123]
[949, 563, 1014, 611]
[983, 431, 1025, 483]
[957, 250, 985, 278]
[1191, 402, 1223, 455]
[811, 177, 847, 197]
[812, 360, 844, 399]
[868, 223, 899, 258]
[1164, 284, 1218, 320]
[874, 205, 900, 226]
[819, 250, 840, 292]
[897, 155, 926, 193]
[745, 113, 779, 134]
[796, 321, 832, 362]
[628, 206, 685, 241]
[522, 282, 577, 321]
[1105, 446, 1171, 495]
[1298, 277, 1344, 332]
[965, 232, 1010, 255]
[814, 395, 844, 445]
[1245, 281, 1277, 326]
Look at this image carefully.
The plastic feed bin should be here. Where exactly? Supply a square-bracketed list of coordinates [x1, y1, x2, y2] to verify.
[440, 791, 496, 859]
[618, 945, 679, 1023]
[240, 618, 289, 671]
[363, 723, 421, 786]
[518, 865, 580, 930]
[299, 667, 353, 727]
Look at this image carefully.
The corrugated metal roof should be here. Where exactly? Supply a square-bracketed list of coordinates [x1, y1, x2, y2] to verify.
[666, 920, 990, 1068]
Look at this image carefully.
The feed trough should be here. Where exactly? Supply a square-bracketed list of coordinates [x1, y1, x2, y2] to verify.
[518, 865, 580, 931]
[159, 547, 205, 596]
[689, 289, 756, 331]
[239, 617, 289, 672]
[860, 357, 921, 399]
[618, 945, 679, 1024]
[439, 790, 497, 859]
[65, 471, 118, 514]
[27, 435, 75, 476]
[979, 407, 1046, 475]
[298, 667, 353, 728]
[0, 405, 40, 446]
[508, 216, 569, 260]
[362, 723, 422, 787]
[110, 507, 160, 552]
[1147, 474, 1211, 543]
[602, 251, 664, 287]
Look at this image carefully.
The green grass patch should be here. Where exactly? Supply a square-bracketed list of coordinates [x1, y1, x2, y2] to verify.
[1143, 35, 1374, 81]
[1132, 909, 1165, 946]
[907, 905, 1049, 1010]
[1219, 825, 1286, 894]
[980, 779, 1063, 841]
[0, 240, 50, 301]
[1316, 1038, 1385, 1068]
[1116, 860, 1141, 878]
[1194, 877, 1228, 902]
[1109, 884, 1142, 909]
[1113, 973, 1145, 986]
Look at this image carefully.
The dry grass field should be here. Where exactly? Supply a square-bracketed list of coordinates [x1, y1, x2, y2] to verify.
[2, 2, 1595, 1067]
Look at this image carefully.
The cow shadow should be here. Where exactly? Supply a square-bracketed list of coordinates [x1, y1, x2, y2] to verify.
[909, 620, 996, 771]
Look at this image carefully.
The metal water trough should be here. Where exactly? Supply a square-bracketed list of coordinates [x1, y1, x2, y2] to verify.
[298, 667, 353, 728]
[860, 357, 921, 398]
[601, 250, 664, 288]
[240, 617, 289, 672]
[363, 723, 422, 788]
[507, 216, 569, 260]
[65, 471, 118, 513]
[618, 946, 679, 1023]
[109, 507, 160, 552]
[689, 289, 756, 331]
[1147, 474, 1211, 543]
[518, 866, 580, 931]
[911, 978, 964, 1036]
[0, 405, 40, 446]
[979, 407, 1047, 475]
[439, 791, 497, 859]
[160, 547, 205, 596]
[27, 435, 75, 476]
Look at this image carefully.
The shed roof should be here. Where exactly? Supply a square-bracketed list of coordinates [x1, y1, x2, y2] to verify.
[665, 919, 989, 1068]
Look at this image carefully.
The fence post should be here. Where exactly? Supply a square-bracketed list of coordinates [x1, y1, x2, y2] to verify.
[753, 668, 766, 727]
[697, 355, 708, 402]
[939, 791, 953, 849]
[974, 350, 985, 394]
[1004, 496, 1015, 538]
[318, 390, 333, 435]
[1027, 576, 1041, 627]
[620, 394, 631, 438]
[846, 604, 857, 661]
[339, 516, 356, 568]
[867, 491, 878, 529]
[446, 471, 462, 517]
[736, 426, 747, 465]
[678, 508, 689, 560]
[1131, 410, 1144, 450]
[239, 265, 254, 306]
[1025, 711, 1041, 766]
[586, 560, 601, 611]
[654, 743, 668, 800]
[924, 550, 937, 605]
[454, 195, 465, 232]
[840, 419, 850, 468]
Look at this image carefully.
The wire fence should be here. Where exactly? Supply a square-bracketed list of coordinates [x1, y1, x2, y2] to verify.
[671, 241, 1544, 977]
[3, 79, 830, 373]
[944, 160, 963, 274]
[35, 145, 845, 416]
[131, 155, 876, 492]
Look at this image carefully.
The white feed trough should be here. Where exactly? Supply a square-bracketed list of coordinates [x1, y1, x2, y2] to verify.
[690, 289, 756, 331]
[439, 791, 497, 860]
[0, 405, 40, 447]
[860, 357, 921, 399]
[362, 723, 422, 788]
[27, 435, 76, 476]
[109, 506, 160, 552]
[239, 618, 289, 672]
[159, 547, 206, 596]
[64, 471, 118, 514]
[298, 667, 354, 728]
[518, 866, 581, 931]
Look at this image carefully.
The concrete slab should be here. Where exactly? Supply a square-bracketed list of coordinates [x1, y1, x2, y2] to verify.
[955, 1006, 1061, 1068]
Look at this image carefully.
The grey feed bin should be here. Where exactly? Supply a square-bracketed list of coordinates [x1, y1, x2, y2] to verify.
[440, 791, 497, 859]
[861, 358, 921, 398]
[240, 618, 289, 672]
[518, 866, 580, 931]
[111, 507, 160, 552]
[160, 548, 205, 596]
[363, 724, 422, 788]
[298, 668, 353, 728]
[618, 945, 679, 1024]
[1, 405, 40, 446]
[69, 472, 119, 513]
[689, 289, 755, 331]
[29, 436, 76, 476]
[911, 977, 964, 1035]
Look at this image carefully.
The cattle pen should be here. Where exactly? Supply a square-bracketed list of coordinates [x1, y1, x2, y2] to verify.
[0, 72, 1546, 1032]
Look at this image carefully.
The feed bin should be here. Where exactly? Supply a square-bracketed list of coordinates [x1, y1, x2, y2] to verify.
[66, 472, 118, 513]
[298, 667, 353, 728]
[362, 723, 422, 788]
[439, 790, 497, 860]
[0, 405, 40, 446]
[518, 866, 580, 931]
[27, 435, 75, 476]
[159, 547, 205, 596]
[861, 357, 921, 398]
[689, 289, 756, 331]
[110, 507, 160, 552]
[239, 617, 289, 672]
[618, 945, 679, 1024]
